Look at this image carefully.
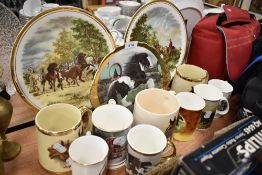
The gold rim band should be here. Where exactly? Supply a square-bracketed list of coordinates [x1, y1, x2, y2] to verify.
[176, 68, 208, 83]
[35, 120, 82, 136]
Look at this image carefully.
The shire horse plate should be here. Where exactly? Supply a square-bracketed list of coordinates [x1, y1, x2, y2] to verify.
[90, 42, 170, 111]
[11, 7, 115, 110]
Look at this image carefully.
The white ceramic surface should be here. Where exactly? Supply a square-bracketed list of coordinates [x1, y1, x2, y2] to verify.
[208, 79, 233, 98]
[133, 88, 180, 131]
[92, 103, 133, 132]
[69, 135, 108, 175]
[176, 92, 205, 111]
[194, 84, 223, 101]
[127, 124, 167, 155]
[23, 0, 42, 17]
[126, 124, 167, 174]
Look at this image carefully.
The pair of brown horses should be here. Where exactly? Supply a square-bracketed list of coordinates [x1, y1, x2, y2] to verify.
[42, 53, 89, 92]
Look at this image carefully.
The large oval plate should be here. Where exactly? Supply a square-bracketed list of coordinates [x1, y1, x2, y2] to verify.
[11, 7, 115, 110]
[90, 42, 170, 110]
[125, 0, 188, 76]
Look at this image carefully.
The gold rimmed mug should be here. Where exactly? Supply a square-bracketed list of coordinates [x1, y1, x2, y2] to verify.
[68, 134, 109, 175]
[35, 103, 92, 173]
[171, 64, 208, 93]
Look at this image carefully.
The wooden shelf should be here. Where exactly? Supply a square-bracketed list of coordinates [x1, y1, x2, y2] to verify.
[4, 94, 239, 174]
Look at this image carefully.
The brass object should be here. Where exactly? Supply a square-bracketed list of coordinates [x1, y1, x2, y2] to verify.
[0, 146, 4, 175]
[0, 97, 21, 161]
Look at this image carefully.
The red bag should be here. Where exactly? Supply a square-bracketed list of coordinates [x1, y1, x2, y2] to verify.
[187, 5, 260, 81]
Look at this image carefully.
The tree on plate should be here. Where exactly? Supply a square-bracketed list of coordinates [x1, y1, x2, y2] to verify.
[71, 18, 109, 63]
[130, 14, 159, 47]
[52, 29, 77, 65]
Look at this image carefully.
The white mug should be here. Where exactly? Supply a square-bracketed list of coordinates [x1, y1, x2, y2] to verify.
[133, 88, 180, 132]
[194, 84, 228, 129]
[92, 100, 133, 170]
[208, 79, 233, 99]
[68, 135, 109, 175]
[208, 79, 233, 116]
[126, 124, 167, 174]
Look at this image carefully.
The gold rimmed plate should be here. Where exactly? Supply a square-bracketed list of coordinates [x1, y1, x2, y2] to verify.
[90, 42, 170, 110]
[11, 6, 116, 110]
[125, 0, 188, 77]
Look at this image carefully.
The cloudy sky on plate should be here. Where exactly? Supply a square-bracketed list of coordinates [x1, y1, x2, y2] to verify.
[99, 47, 158, 80]
[21, 16, 75, 70]
[145, 7, 182, 48]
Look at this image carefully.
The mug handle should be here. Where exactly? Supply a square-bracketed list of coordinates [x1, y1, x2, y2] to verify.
[216, 97, 229, 115]
[79, 106, 93, 136]
[108, 99, 117, 105]
[160, 139, 176, 161]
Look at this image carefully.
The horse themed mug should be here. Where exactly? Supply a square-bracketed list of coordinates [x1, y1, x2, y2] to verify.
[194, 84, 228, 129]
[173, 92, 205, 141]
[92, 99, 133, 170]
[35, 103, 86, 173]
[126, 124, 167, 174]
[208, 79, 233, 116]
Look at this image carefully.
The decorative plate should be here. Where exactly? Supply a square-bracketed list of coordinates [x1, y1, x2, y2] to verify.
[11, 7, 115, 110]
[124, 0, 188, 76]
[0, 2, 22, 95]
[90, 42, 170, 110]
[171, 0, 204, 37]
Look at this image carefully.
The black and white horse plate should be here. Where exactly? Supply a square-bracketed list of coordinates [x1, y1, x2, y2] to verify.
[90, 42, 170, 110]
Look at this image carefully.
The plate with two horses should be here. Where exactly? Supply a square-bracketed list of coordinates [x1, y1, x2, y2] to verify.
[90, 42, 170, 111]
[11, 6, 115, 110]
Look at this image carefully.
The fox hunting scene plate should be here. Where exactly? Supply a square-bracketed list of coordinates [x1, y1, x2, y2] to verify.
[11, 7, 115, 110]
[125, 0, 188, 76]
[90, 42, 170, 111]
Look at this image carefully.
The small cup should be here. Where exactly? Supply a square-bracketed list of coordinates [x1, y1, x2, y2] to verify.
[35, 103, 90, 173]
[92, 100, 133, 170]
[173, 92, 205, 141]
[171, 64, 208, 93]
[208, 79, 233, 116]
[133, 88, 180, 132]
[119, 1, 141, 17]
[68, 135, 109, 175]
[126, 124, 167, 174]
[194, 84, 227, 129]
